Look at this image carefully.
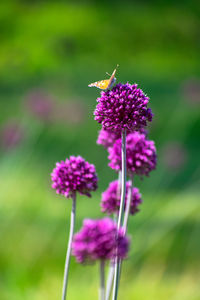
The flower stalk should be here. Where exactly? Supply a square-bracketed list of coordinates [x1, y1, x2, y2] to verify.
[117, 170, 122, 199]
[123, 176, 133, 232]
[112, 129, 127, 300]
[105, 171, 121, 300]
[62, 193, 76, 300]
[110, 176, 134, 300]
[105, 173, 133, 300]
[105, 264, 114, 300]
[117, 129, 127, 229]
[107, 177, 133, 300]
[100, 261, 105, 300]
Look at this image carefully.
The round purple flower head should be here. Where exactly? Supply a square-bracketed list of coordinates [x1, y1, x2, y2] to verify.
[51, 155, 98, 198]
[94, 83, 153, 132]
[108, 132, 157, 176]
[101, 180, 142, 215]
[97, 128, 121, 149]
[72, 218, 129, 263]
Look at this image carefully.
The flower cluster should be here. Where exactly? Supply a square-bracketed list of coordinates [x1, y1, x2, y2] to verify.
[94, 83, 153, 132]
[51, 155, 98, 198]
[72, 218, 129, 263]
[51, 75, 157, 300]
[108, 132, 157, 176]
[101, 180, 142, 215]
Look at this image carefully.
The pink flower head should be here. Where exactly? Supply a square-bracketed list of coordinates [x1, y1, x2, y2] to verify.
[101, 180, 142, 215]
[72, 218, 129, 263]
[51, 156, 98, 198]
[108, 132, 157, 176]
[94, 83, 153, 132]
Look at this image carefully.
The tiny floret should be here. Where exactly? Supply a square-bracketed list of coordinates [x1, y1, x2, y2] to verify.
[101, 180, 142, 215]
[108, 132, 157, 176]
[94, 83, 153, 131]
[51, 156, 98, 198]
[72, 218, 129, 263]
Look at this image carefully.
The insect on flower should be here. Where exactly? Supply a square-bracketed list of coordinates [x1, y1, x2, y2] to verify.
[88, 65, 119, 90]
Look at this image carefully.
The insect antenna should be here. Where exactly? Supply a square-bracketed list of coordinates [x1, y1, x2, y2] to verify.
[106, 72, 111, 77]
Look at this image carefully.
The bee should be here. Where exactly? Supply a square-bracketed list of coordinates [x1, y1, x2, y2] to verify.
[88, 65, 119, 90]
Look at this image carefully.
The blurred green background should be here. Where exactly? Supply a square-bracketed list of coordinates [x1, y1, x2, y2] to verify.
[0, 1, 200, 299]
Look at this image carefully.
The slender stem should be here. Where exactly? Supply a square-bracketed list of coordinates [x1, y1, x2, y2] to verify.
[105, 171, 121, 300]
[62, 193, 76, 300]
[112, 176, 134, 295]
[100, 261, 105, 300]
[117, 170, 122, 199]
[105, 214, 116, 300]
[112, 129, 127, 300]
[117, 129, 127, 228]
[105, 264, 114, 300]
[123, 176, 134, 232]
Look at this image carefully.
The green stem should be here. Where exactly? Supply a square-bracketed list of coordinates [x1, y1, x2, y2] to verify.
[62, 193, 76, 300]
[100, 261, 105, 300]
[105, 171, 121, 300]
[112, 129, 127, 300]
[123, 176, 133, 232]
[105, 264, 114, 300]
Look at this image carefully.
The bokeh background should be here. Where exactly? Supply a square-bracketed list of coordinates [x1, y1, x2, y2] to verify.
[0, 1, 200, 299]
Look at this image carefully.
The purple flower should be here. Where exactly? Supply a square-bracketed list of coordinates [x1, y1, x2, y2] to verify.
[101, 180, 142, 215]
[51, 156, 98, 198]
[72, 218, 129, 263]
[94, 83, 153, 132]
[108, 132, 157, 176]
[97, 128, 121, 149]
[0, 120, 25, 150]
[26, 90, 55, 123]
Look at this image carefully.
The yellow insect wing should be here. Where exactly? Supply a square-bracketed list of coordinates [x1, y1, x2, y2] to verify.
[88, 79, 110, 90]
[96, 79, 110, 89]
